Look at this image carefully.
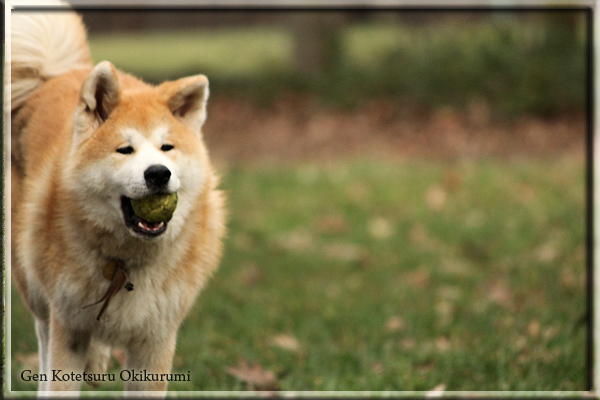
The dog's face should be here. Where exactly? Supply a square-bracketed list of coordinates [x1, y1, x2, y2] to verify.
[64, 62, 210, 241]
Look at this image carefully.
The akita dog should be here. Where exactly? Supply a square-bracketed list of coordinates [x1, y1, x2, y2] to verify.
[9, 3, 226, 396]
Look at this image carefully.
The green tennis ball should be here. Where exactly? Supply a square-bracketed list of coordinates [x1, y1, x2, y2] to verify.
[131, 193, 178, 222]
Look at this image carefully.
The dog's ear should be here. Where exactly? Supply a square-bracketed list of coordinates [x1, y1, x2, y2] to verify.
[76, 61, 121, 130]
[159, 75, 209, 133]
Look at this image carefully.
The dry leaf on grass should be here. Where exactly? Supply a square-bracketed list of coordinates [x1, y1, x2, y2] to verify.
[314, 214, 348, 234]
[443, 168, 461, 192]
[536, 242, 559, 263]
[436, 336, 450, 352]
[274, 230, 315, 252]
[426, 185, 447, 211]
[371, 362, 384, 374]
[426, 383, 447, 397]
[435, 300, 454, 328]
[367, 216, 394, 239]
[488, 281, 512, 307]
[528, 320, 541, 338]
[15, 352, 39, 370]
[401, 338, 416, 350]
[226, 360, 279, 390]
[385, 316, 405, 332]
[322, 241, 367, 263]
[404, 269, 431, 288]
[560, 268, 576, 290]
[408, 224, 441, 251]
[236, 262, 263, 287]
[270, 334, 301, 352]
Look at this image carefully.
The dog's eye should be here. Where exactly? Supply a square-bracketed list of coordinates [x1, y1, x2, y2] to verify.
[117, 146, 134, 154]
[161, 144, 174, 152]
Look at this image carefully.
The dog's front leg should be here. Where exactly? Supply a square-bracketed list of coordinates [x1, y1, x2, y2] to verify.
[34, 318, 50, 393]
[123, 333, 177, 396]
[45, 311, 91, 396]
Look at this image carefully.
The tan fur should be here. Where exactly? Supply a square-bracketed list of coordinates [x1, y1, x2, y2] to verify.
[11, 7, 225, 396]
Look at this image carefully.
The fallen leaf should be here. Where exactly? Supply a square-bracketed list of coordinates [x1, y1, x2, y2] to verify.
[408, 224, 440, 251]
[372, 362, 384, 374]
[513, 335, 527, 351]
[542, 326, 559, 340]
[426, 383, 447, 397]
[314, 214, 348, 234]
[404, 269, 430, 288]
[270, 334, 301, 352]
[560, 268, 575, 290]
[435, 300, 454, 327]
[385, 316, 405, 332]
[443, 168, 461, 192]
[401, 338, 416, 350]
[236, 262, 262, 287]
[436, 336, 450, 352]
[488, 282, 512, 307]
[15, 352, 39, 370]
[367, 216, 394, 239]
[226, 360, 278, 390]
[426, 185, 447, 211]
[536, 242, 558, 263]
[322, 241, 366, 263]
[274, 230, 314, 252]
[528, 320, 540, 338]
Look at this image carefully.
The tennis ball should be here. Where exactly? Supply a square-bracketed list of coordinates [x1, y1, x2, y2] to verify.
[131, 192, 178, 222]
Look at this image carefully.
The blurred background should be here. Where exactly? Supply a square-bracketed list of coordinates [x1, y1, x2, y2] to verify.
[11, 7, 589, 392]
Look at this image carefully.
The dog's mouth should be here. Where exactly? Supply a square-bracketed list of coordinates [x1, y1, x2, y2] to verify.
[121, 196, 169, 237]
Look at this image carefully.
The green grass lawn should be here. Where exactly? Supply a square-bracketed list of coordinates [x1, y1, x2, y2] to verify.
[10, 156, 587, 392]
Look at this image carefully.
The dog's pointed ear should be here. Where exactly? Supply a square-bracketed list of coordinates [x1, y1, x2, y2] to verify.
[159, 75, 209, 133]
[78, 61, 121, 126]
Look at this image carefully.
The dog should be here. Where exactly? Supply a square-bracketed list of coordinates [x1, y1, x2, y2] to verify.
[9, 2, 226, 395]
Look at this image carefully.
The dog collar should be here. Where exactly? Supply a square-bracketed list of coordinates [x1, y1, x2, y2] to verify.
[82, 260, 134, 320]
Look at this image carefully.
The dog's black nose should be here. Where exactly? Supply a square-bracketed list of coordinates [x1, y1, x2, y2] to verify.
[144, 164, 171, 190]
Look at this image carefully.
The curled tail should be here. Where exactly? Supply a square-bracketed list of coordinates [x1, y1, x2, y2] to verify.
[9, 1, 92, 110]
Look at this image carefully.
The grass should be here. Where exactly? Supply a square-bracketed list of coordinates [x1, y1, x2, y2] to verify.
[88, 27, 293, 80]
[10, 156, 587, 392]
[87, 16, 587, 117]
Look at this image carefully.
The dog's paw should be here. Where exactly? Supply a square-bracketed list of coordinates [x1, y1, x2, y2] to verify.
[84, 340, 112, 388]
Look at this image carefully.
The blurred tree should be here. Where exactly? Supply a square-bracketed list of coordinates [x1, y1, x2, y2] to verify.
[543, 11, 580, 51]
[289, 12, 345, 76]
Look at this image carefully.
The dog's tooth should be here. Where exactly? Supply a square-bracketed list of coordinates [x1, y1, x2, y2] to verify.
[138, 222, 145, 229]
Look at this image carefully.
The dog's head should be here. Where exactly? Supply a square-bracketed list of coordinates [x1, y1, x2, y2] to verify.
[65, 61, 211, 241]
